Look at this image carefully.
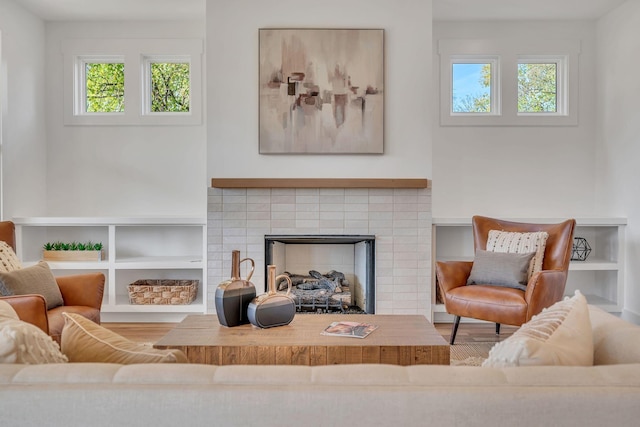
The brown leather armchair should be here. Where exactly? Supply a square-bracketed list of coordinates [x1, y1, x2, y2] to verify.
[436, 216, 575, 345]
[0, 221, 105, 343]
[1, 294, 50, 333]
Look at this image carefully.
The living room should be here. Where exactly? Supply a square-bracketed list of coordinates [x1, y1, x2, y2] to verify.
[1, 1, 640, 425]
[0, 0, 638, 325]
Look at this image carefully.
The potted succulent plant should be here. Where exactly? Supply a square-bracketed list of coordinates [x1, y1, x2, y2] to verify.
[42, 241, 104, 261]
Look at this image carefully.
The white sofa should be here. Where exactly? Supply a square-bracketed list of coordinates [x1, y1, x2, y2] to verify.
[1, 305, 639, 427]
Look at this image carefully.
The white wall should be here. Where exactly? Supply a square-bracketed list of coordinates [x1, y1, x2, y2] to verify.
[597, 0, 640, 320]
[42, 21, 207, 217]
[0, 0, 47, 219]
[206, 0, 432, 180]
[432, 21, 598, 219]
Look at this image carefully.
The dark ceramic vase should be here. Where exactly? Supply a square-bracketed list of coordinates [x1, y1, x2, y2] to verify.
[215, 250, 255, 327]
[248, 264, 295, 329]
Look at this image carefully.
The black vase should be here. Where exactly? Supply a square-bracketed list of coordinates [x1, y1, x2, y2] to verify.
[215, 250, 255, 327]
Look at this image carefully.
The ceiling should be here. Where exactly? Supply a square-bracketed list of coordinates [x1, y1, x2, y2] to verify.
[15, 0, 628, 22]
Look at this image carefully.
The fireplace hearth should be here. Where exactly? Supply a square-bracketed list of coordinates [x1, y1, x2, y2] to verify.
[265, 235, 375, 314]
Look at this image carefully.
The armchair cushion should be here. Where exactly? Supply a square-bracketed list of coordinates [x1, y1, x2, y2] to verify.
[467, 249, 535, 291]
[486, 230, 548, 279]
[482, 290, 593, 367]
[0, 300, 68, 364]
[0, 261, 64, 310]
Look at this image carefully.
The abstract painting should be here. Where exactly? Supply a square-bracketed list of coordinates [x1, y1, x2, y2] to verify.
[259, 29, 384, 154]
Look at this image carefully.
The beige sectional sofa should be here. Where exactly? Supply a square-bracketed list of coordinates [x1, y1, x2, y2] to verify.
[1, 305, 639, 427]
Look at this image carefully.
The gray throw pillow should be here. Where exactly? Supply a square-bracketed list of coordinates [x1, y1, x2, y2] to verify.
[466, 249, 536, 291]
[0, 261, 63, 309]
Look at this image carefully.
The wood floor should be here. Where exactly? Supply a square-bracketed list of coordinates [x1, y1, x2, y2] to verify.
[104, 321, 518, 345]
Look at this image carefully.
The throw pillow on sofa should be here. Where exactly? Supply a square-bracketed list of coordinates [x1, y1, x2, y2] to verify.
[588, 305, 640, 365]
[0, 241, 22, 272]
[61, 312, 187, 364]
[482, 290, 593, 367]
[0, 261, 64, 310]
[0, 300, 68, 364]
[0, 299, 20, 320]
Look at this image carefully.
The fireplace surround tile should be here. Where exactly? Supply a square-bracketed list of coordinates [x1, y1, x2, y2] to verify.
[207, 186, 432, 317]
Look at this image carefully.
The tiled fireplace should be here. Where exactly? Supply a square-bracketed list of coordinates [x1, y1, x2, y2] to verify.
[207, 181, 432, 317]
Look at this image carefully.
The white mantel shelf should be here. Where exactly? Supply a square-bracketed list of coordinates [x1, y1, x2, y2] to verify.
[211, 178, 431, 189]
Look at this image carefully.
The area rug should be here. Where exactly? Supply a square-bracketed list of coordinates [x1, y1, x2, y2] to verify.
[450, 342, 495, 366]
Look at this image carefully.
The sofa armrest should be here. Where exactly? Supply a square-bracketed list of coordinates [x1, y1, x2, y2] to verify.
[0, 294, 49, 334]
[56, 273, 105, 309]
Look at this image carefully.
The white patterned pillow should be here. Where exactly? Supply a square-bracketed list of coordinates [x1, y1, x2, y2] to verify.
[486, 230, 548, 279]
[0, 241, 21, 273]
[482, 290, 593, 367]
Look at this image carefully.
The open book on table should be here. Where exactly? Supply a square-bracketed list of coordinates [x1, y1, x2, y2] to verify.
[321, 321, 378, 339]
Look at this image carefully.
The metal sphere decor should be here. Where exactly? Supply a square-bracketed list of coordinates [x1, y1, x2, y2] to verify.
[571, 237, 591, 261]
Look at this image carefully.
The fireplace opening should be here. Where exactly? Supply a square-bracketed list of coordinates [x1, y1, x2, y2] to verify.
[264, 235, 375, 314]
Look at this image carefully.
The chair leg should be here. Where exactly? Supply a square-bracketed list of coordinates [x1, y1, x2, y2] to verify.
[496, 323, 501, 335]
[450, 315, 461, 345]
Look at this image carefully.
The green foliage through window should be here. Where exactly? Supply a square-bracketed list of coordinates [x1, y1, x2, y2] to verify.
[518, 63, 557, 113]
[150, 63, 190, 112]
[85, 63, 125, 113]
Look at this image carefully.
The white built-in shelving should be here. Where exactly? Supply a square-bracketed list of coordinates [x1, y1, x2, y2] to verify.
[14, 217, 207, 322]
[432, 217, 626, 322]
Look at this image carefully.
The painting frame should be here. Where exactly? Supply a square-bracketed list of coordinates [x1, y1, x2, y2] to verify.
[259, 28, 384, 154]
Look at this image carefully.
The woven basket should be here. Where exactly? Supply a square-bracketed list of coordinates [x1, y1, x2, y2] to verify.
[127, 279, 198, 305]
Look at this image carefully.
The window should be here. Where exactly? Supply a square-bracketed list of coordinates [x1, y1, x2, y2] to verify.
[63, 38, 203, 126]
[439, 39, 579, 126]
[82, 58, 125, 113]
[451, 57, 499, 115]
[143, 57, 191, 114]
[452, 63, 490, 113]
[517, 56, 567, 115]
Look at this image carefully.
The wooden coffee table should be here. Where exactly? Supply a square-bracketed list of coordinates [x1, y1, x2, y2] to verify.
[154, 314, 450, 366]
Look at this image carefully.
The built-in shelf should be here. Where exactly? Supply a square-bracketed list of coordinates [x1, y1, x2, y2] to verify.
[14, 217, 207, 322]
[211, 178, 431, 189]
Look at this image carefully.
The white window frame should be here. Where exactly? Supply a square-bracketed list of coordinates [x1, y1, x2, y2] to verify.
[63, 38, 203, 126]
[517, 55, 567, 116]
[74, 55, 125, 116]
[450, 56, 500, 116]
[439, 39, 580, 126]
[142, 55, 192, 116]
